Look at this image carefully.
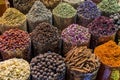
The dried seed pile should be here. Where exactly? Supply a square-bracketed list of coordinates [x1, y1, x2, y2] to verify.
[77, 0, 101, 19]
[65, 46, 100, 73]
[62, 24, 91, 46]
[88, 16, 117, 37]
[40, 0, 60, 9]
[0, 58, 30, 80]
[30, 22, 60, 55]
[30, 52, 66, 80]
[0, 8, 27, 33]
[98, 0, 120, 13]
[53, 3, 77, 18]
[13, 0, 35, 14]
[27, 1, 52, 32]
[0, 29, 31, 60]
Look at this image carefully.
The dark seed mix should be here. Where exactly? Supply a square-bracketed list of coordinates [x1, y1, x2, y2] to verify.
[30, 22, 60, 55]
[0, 29, 31, 60]
[30, 52, 66, 80]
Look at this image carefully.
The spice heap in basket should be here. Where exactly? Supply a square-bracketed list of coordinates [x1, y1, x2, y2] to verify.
[77, 0, 101, 27]
[61, 24, 91, 54]
[30, 52, 66, 80]
[0, 58, 30, 80]
[0, 8, 27, 34]
[27, 1, 52, 32]
[30, 22, 60, 56]
[88, 16, 117, 49]
[0, 29, 31, 61]
[65, 46, 100, 80]
[94, 40, 120, 80]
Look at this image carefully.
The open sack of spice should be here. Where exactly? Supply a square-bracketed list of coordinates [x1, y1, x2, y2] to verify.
[88, 16, 117, 49]
[13, 0, 35, 14]
[0, 58, 30, 80]
[52, 2, 77, 31]
[0, 29, 31, 61]
[30, 22, 60, 56]
[94, 40, 120, 80]
[30, 52, 66, 80]
[98, 0, 120, 17]
[61, 24, 91, 55]
[0, 0, 9, 17]
[0, 8, 27, 34]
[40, 0, 61, 9]
[65, 46, 100, 80]
[27, 1, 52, 32]
[77, 0, 101, 27]
[63, 0, 84, 8]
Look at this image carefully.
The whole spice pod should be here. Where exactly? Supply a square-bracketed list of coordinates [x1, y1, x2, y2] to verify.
[91, 0, 102, 4]
[88, 16, 117, 49]
[98, 0, 120, 17]
[0, 0, 9, 17]
[94, 41, 120, 80]
[65, 46, 100, 80]
[30, 52, 66, 80]
[0, 29, 31, 61]
[110, 13, 120, 43]
[0, 8, 27, 34]
[77, 0, 101, 27]
[13, 0, 35, 14]
[52, 2, 77, 31]
[61, 24, 91, 55]
[0, 58, 30, 80]
[40, 0, 61, 9]
[63, 0, 84, 8]
[30, 22, 60, 56]
[27, 1, 52, 32]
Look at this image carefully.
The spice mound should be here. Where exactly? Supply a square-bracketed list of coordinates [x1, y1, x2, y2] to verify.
[98, 0, 120, 13]
[64, 0, 84, 4]
[0, 29, 31, 60]
[30, 52, 66, 80]
[62, 24, 91, 46]
[30, 22, 60, 55]
[94, 40, 120, 67]
[53, 3, 77, 18]
[88, 16, 117, 37]
[0, 8, 27, 33]
[77, 0, 101, 19]
[0, 58, 30, 80]
[13, 0, 35, 14]
[65, 46, 100, 73]
[27, 1, 52, 32]
[41, 0, 60, 9]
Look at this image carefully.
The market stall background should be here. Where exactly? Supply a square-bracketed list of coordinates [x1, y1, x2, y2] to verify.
[0, 0, 120, 80]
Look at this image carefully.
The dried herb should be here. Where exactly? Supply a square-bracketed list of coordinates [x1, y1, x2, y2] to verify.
[53, 3, 77, 18]
[40, 0, 60, 9]
[61, 24, 91, 54]
[111, 70, 120, 80]
[98, 0, 120, 13]
[13, 0, 35, 14]
[0, 58, 30, 80]
[27, 1, 52, 32]
[30, 52, 66, 80]
[77, 0, 101, 19]
[0, 8, 27, 33]
[30, 22, 60, 56]
[0, 29, 31, 61]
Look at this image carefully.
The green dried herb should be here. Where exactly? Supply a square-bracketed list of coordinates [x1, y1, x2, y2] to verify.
[98, 0, 120, 13]
[111, 69, 120, 80]
[53, 3, 77, 18]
